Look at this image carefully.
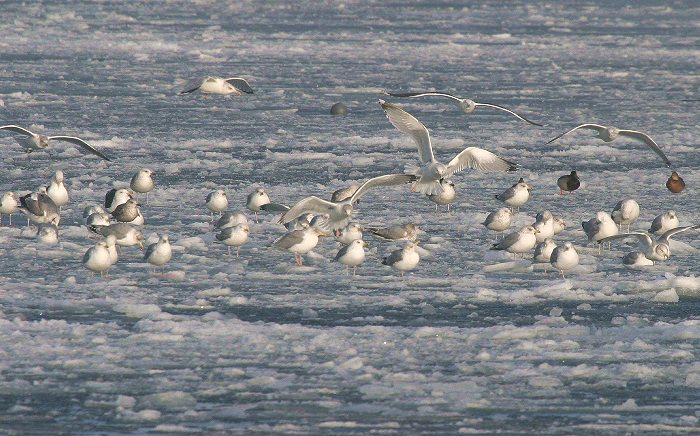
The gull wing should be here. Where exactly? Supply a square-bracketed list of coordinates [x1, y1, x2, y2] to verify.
[493, 230, 522, 250]
[0, 125, 36, 137]
[49, 136, 111, 161]
[349, 174, 416, 204]
[179, 78, 204, 94]
[224, 77, 254, 94]
[598, 232, 653, 249]
[380, 100, 435, 164]
[369, 225, 409, 240]
[278, 196, 336, 224]
[474, 102, 543, 126]
[658, 224, 700, 245]
[618, 129, 673, 168]
[260, 203, 290, 212]
[383, 91, 463, 102]
[546, 123, 607, 144]
[273, 229, 306, 250]
[445, 146, 517, 177]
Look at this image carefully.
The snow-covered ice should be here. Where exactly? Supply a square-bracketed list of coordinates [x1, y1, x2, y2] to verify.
[0, 0, 699, 433]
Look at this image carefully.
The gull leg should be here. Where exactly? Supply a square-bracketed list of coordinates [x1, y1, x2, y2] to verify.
[255, 212, 259, 223]
[236, 247, 240, 258]
[560, 270, 565, 278]
[353, 266, 357, 276]
[227, 246, 231, 255]
[434, 204, 438, 213]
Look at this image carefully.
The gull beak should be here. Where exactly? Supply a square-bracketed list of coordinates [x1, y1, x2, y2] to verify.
[526, 184, 533, 191]
[362, 241, 369, 247]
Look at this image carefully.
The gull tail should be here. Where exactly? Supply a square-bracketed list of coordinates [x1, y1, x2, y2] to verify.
[412, 179, 443, 196]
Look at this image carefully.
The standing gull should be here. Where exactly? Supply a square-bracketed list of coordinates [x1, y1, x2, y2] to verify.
[216, 224, 250, 257]
[144, 235, 172, 272]
[550, 242, 579, 278]
[491, 225, 539, 257]
[206, 190, 228, 219]
[46, 170, 69, 210]
[130, 169, 155, 204]
[0, 125, 111, 161]
[546, 124, 673, 168]
[82, 241, 112, 276]
[180, 76, 254, 96]
[20, 190, 60, 226]
[272, 221, 326, 266]
[279, 173, 416, 231]
[496, 179, 532, 212]
[533, 211, 555, 243]
[336, 222, 363, 245]
[427, 179, 456, 211]
[383, 91, 543, 126]
[483, 208, 513, 239]
[111, 199, 143, 224]
[37, 224, 59, 245]
[599, 225, 700, 264]
[380, 100, 517, 195]
[582, 212, 618, 252]
[368, 223, 419, 242]
[0, 192, 18, 225]
[382, 241, 421, 278]
[334, 239, 368, 276]
[215, 212, 249, 230]
[611, 199, 640, 232]
[534, 238, 557, 271]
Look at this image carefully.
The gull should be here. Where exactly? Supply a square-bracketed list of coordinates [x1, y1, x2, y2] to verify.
[19, 190, 60, 226]
[666, 171, 685, 194]
[368, 223, 419, 242]
[37, 224, 59, 245]
[427, 179, 456, 211]
[144, 235, 172, 272]
[582, 211, 618, 252]
[111, 199, 143, 224]
[46, 170, 69, 210]
[0, 125, 111, 161]
[331, 184, 360, 203]
[216, 223, 250, 257]
[382, 241, 420, 278]
[611, 199, 640, 232]
[533, 211, 555, 243]
[483, 208, 513, 239]
[600, 225, 700, 263]
[215, 212, 249, 230]
[550, 242, 579, 278]
[105, 188, 134, 213]
[83, 205, 105, 218]
[247, 188, 286, 222]
[334, 239, 368, 276]
[86, 211, 111, 228]
[383, 91, 544, 126]
[279, 173, 416, 230]
[336, 222, 363, 245]
[546, 124, 673, 168]
[83, 240, 112, 276]
[130, 169, 155, 204]
[272, 221, 326, 266]
[552, 215, 567, 235]
[380, 100, 517, 195]
[557, 170, 580, 195]
[91, 223, 144, 248]
[622, 251, 654, 267]
[180, 76, 254, 96]
[534, 238, 557, 271]
[206, 190, 228, 219]
[649, 210, 679, 236]
[496, 178, 532, 212]
[284, 213, 314, 231]
[491, 225, 539, 257]
[0, 192, 18, 225]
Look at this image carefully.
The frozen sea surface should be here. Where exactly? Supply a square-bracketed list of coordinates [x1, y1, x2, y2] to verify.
[0, 0, 699, 433]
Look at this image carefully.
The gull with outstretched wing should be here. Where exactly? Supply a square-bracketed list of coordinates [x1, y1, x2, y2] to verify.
[0, 125, 111, 161]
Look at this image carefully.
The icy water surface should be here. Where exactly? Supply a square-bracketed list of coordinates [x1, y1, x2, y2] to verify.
[0, 1, 699, 433]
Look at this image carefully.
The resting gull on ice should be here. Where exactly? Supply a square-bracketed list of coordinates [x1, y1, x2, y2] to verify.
[180, 76, 254, 96]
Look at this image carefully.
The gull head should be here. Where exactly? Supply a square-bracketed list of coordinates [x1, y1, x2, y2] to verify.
[604, 127, 620, 141]
[655, 243, 671, 261]
[54, 170, 65, 183]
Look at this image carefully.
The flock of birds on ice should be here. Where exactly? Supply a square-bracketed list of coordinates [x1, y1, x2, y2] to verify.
[0, 76, 696, 280]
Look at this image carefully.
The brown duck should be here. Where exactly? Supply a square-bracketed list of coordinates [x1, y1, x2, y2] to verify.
[666, 171, 685, 193]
